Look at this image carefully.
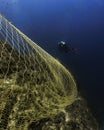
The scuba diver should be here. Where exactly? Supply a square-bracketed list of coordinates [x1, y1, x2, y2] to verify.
[58, 41, 77, 53]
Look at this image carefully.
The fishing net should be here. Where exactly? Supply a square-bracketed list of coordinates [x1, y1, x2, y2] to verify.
[0, 14, 77, 130]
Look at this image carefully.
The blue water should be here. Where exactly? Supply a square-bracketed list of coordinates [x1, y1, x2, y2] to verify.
[0, 0, 104, 126]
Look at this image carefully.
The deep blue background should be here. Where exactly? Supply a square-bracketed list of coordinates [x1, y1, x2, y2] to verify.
[0, 0, 104, 126]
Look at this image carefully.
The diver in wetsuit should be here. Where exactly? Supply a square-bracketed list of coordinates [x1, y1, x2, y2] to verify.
[58, 41, 76, 53]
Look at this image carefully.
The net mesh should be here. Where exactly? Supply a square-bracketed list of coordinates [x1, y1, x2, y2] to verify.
[0, 14, 77, 130]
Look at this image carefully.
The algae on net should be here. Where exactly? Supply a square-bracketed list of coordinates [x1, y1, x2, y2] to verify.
[0, 14, 77, 130]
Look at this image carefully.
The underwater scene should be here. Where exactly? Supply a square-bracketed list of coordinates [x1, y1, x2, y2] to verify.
[0, 0, 104, 130]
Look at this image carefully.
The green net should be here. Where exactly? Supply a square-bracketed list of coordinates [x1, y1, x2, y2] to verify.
[0, 14, 77, 130]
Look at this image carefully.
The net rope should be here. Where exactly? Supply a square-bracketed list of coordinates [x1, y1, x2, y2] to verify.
[0, 14, 77, 130]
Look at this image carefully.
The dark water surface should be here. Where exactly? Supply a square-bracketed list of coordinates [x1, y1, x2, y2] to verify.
[0, 0, 104, 126]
